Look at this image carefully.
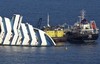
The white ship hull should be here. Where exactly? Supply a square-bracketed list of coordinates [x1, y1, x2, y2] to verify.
[0, 14, 56, 46]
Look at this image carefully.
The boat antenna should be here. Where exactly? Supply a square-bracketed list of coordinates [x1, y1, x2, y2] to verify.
[47, 13, 50, 27]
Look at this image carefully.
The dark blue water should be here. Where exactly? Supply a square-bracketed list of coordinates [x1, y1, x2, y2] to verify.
[0, 43, 100, 64]
[0, 0, 100, 64]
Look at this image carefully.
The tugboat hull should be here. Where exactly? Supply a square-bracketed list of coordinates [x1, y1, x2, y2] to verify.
[66, 32, 99, 43]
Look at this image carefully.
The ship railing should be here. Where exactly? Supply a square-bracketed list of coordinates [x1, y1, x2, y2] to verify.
[80, 28, 99, 34]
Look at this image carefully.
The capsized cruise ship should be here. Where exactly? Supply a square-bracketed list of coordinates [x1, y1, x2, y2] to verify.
[0, 14, 56, 46]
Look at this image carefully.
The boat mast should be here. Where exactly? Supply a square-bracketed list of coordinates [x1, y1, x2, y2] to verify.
[78, 10, 86, 22]
[47, 13, 50, 27]
[81, 9, 85, 20]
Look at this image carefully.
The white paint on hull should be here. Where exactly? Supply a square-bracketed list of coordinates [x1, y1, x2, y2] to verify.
[0, 16, 5, 44]
[0, 14, 56, 46]
[3, 17, 12, 45]
[39, 30, 47, 46]
[26, 24, 38, 45]
[11, 15, 21, 45]
[20, 23, 30, 45]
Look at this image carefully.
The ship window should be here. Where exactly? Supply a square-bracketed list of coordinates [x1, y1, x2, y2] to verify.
[85, 27, 89, 29]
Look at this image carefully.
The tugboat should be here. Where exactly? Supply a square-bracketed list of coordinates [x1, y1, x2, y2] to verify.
[66, 10, 99, 43]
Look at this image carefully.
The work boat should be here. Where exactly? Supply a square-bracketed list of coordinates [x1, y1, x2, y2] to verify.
[42, 14, 67, 42]
[66, 10, 99, 43]
[0, 14, 56, 46]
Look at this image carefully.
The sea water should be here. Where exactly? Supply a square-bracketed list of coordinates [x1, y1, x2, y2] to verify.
[0, 0, 100, 64]
[0, 43, 100, 64]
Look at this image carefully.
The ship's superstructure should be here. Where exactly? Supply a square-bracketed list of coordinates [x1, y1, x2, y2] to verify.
[0, 14, 56, 46]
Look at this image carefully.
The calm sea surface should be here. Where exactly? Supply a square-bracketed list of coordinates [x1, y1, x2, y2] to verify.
[0, 43, 100, 64]
[0, 0, 100, 64]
